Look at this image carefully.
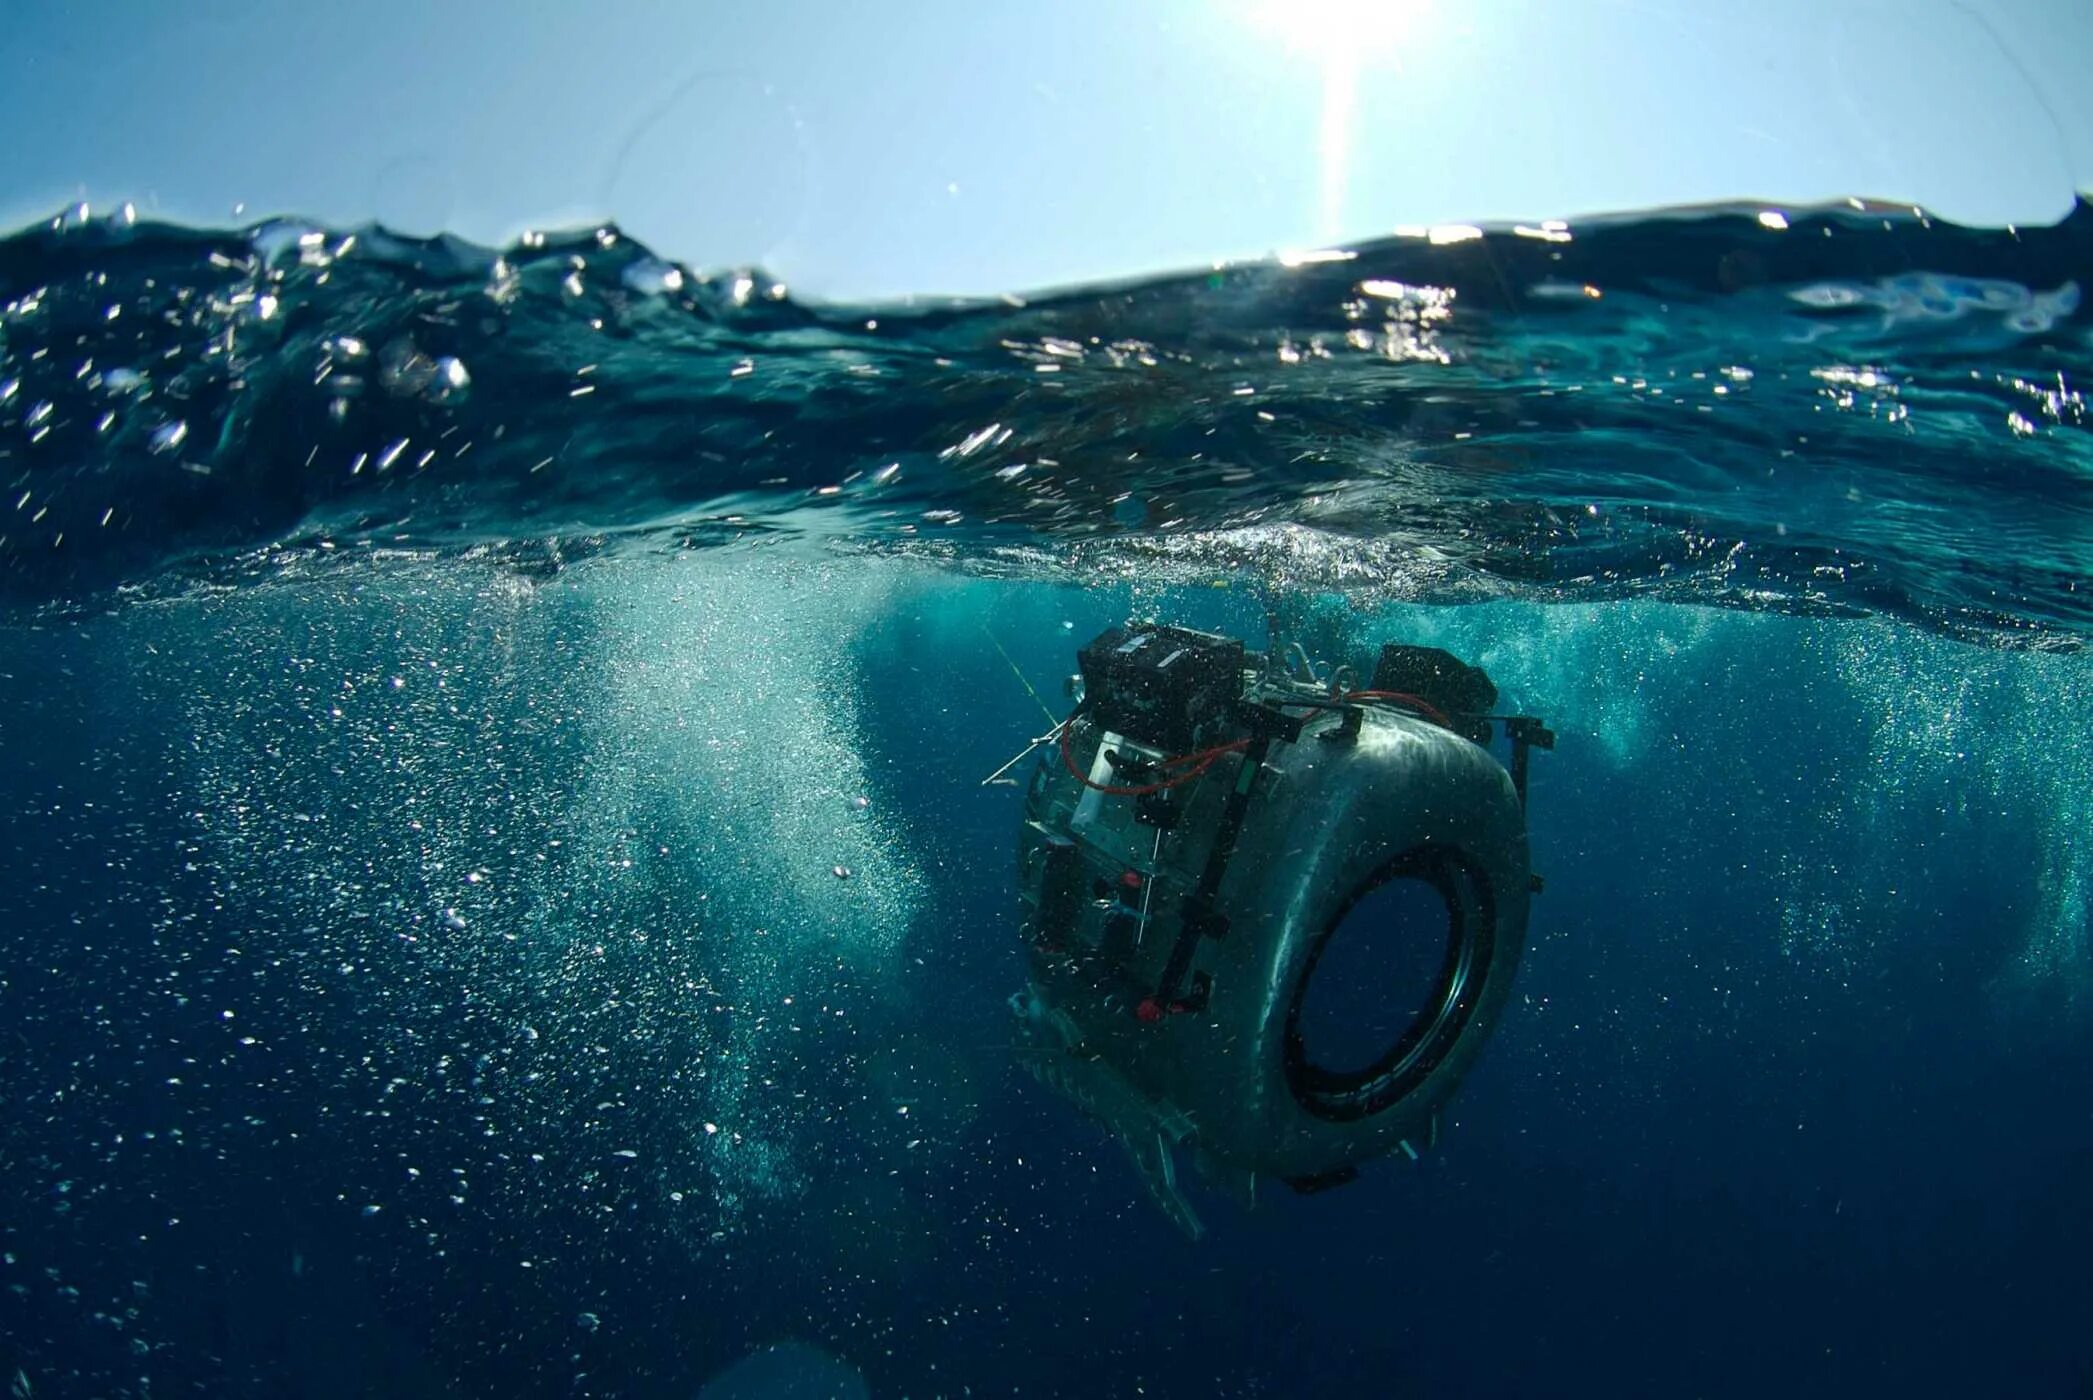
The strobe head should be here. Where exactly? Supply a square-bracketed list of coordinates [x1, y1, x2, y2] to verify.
[1369, 643, 1499, 744]
[1075, 624, 1246, 753]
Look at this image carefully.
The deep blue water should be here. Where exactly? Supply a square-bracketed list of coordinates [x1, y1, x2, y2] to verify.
[2, 201, 2090, 1398]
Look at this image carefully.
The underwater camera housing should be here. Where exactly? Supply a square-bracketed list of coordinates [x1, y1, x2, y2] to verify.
[1012, 622, 1551, 1238]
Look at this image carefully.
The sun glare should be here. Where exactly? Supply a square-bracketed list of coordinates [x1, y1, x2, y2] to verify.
[1246, 0, 1434, 243]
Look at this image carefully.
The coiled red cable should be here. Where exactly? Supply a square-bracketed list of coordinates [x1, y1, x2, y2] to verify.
[1057, 688, 1452, 798]
[1339, 690, 1454, 729]
[1058, 722, 1250, 797]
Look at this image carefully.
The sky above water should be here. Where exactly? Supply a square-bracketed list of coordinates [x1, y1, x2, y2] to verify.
[2, 0, 2090, 297]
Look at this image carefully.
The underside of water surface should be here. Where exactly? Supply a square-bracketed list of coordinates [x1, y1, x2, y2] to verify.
[1, 196, 2088, 640]
[2, 200, 2090, 1398]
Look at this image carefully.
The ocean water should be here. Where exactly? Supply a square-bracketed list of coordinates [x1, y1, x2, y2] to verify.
[1, 200, 2090, 1398]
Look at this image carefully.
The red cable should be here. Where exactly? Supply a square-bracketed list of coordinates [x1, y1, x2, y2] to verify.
[1058, 721, 1248, 797]
[1271, 689, 1457, 728]
[1056, 687, 1455, 801]
[1341, 690, 1455, 729]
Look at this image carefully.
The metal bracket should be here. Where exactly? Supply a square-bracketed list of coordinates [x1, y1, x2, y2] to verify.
[1502, 715, 1555, 812]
